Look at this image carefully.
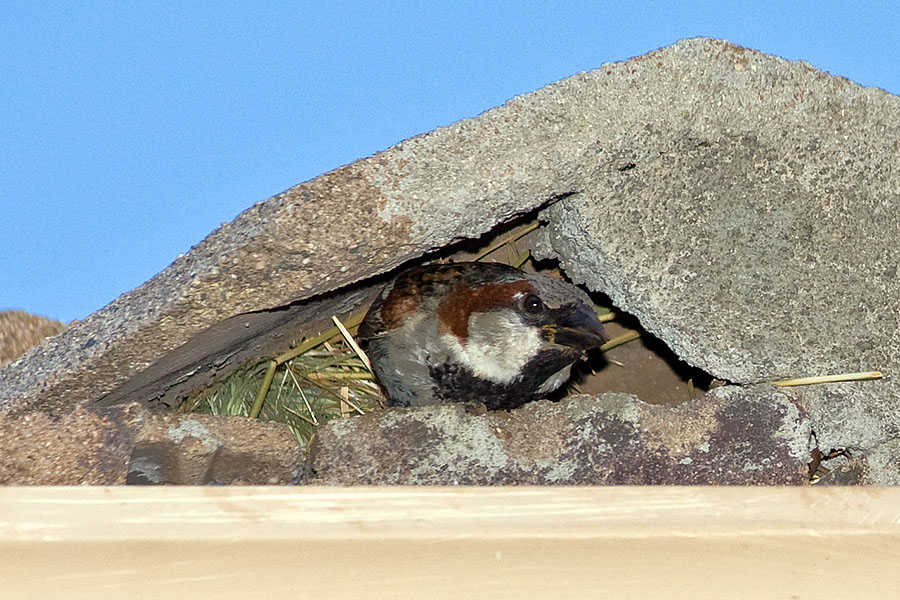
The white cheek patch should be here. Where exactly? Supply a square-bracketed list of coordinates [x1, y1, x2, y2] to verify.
[441, 310, 543, 384]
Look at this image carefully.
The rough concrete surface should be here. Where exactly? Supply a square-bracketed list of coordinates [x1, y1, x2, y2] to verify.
[0, 403, 300, 485]
[0, 404, 135, 485]
[124, 410, 301, 485]
[811, 437, 900, 486]
[303, 386, 811, 485]
[532, 40, 900, 454]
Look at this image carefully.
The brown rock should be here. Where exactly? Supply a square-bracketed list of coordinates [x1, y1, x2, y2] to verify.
[124, 410, 302, 485]
[0, 403, 301, 485]
[303, 386, 812, 485]
[0, 404, 135, 485]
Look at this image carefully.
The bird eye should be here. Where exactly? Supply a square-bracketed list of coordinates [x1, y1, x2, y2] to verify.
[522, 294, 544, 314]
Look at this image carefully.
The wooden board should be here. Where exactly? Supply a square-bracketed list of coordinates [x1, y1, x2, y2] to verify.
[1, 486, 899, 599]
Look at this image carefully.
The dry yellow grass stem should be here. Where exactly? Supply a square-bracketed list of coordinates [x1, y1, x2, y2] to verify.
[274, 311, 366, 365]
[772, 371, 883, 387]
[511, 250, 531, 269]
[248, 311, 368, 419]
[599, 330, 640, 352]
[305, 372, 373, 381]
[249, 361, 279, 419]
[332, 315, 372, 371]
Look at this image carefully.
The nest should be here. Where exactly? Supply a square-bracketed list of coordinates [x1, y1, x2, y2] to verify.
[182, 220, 880, 447]
[181, 311, 383, 445]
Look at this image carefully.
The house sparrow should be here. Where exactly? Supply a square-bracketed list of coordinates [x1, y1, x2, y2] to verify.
[358, 262, 609, 411]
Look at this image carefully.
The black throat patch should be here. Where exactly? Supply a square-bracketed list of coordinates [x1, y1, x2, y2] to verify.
[427, 347, 581, 410]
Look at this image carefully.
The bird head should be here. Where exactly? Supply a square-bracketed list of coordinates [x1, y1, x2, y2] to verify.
[359, 262, 609, 409]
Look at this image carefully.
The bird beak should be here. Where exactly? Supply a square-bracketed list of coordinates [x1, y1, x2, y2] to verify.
[552, 304, 610, 350]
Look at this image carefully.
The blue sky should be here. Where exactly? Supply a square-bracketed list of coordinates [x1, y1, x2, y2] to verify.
[3, 2, 898, 323]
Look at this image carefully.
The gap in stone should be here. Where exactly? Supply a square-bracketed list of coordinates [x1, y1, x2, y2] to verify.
[573, 306, 716, 406]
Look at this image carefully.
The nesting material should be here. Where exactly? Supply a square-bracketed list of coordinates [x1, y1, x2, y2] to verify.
[182, 222, 633, 444]
[182, 312, 384, 444]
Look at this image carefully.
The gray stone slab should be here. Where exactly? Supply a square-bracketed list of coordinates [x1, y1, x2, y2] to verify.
[532, 39, 900, 453]
[303, 386, 811, 485]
